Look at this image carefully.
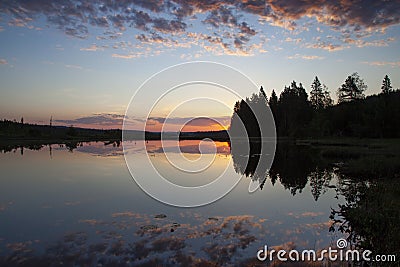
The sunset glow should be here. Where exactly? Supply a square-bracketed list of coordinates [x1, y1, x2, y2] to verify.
[145, 117, 230, 132]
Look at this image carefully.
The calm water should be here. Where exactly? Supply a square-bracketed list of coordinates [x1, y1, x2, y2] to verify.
[0, 140, 346, 266]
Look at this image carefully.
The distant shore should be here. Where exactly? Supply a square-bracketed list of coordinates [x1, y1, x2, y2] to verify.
[2, 120, 400, 152]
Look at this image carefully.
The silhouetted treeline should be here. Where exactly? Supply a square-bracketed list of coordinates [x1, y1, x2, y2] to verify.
[321, 92, 400, 138]
[272, 81, 313, 137]
[0, 119, 232, 151]
[230, 92, 263, 140]
[0, 120, 121, 142]
[231, 74, 400, 138]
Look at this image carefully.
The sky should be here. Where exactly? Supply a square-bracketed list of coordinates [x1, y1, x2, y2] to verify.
[0, 0, 399, 130]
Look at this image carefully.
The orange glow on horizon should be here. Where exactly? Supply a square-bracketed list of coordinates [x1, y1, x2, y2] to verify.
[52, 116, 231, 132]
[145, 117, 230, 132]
[180, 123, 228, 132]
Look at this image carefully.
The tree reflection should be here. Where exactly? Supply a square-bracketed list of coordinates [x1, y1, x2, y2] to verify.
[0, 144, 44, 154]
[0, 140, 123, 154]
[231, 141, 333, 199]
[231, 139, 400, 257]
[309, 168, 334, 201]
[270, 142, 317, 195]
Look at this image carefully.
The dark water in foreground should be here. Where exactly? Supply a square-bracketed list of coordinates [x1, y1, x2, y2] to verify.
[1, 140, 396, 266]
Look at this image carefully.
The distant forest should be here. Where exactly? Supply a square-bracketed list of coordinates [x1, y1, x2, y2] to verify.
[231, 74, 400, 139]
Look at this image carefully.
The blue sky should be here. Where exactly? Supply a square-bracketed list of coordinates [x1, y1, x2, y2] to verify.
[0, 0, 399, 129]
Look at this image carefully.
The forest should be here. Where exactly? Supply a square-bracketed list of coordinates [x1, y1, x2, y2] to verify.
[230, 73, 400, 139]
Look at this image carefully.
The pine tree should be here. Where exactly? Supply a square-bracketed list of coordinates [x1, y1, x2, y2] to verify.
[310, 76, 325, 109]
[268, 89, 278, 122]
[381, 75, 392, 94]
[337, 72, 367, 103]
[322, 85, 333, 107]
[269, 90, 278, 108]
[259, 86, 267, 101]
[277, 81, 311, 137]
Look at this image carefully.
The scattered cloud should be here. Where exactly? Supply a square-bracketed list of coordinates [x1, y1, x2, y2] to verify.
[111, 211, 144, 219]
[152, 18, 186, 34]
[80, 44, 108, 52]
[343, 37, 395, 48]
[55, 113, 126, 129]
[6, 240, 34, 252]
[285, 37, 302, 44]
[55, 44, 64, 51]
[112, 50, 165, 59]
[306, 41, 347, 52]
[65, 64, 83, 70]
[136, 33, 170, 45]
[111, 53, 138, 59]
[362, 60, 400, 67]
[1, 0, 399, 57]
[0, 58, 8, 65]
[302, 55, 324, 60]
[8, 18, 32, 28]
[287, 54, 324, 60]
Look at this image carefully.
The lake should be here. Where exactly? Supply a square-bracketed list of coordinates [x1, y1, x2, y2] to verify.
[0, 140, 352, 266]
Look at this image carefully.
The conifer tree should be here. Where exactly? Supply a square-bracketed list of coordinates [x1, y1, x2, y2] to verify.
[381, 75, 392, 94]
[337, 72, 367, 103]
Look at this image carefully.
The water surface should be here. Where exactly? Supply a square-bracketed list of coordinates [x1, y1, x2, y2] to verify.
[0, 140, 346, 266]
